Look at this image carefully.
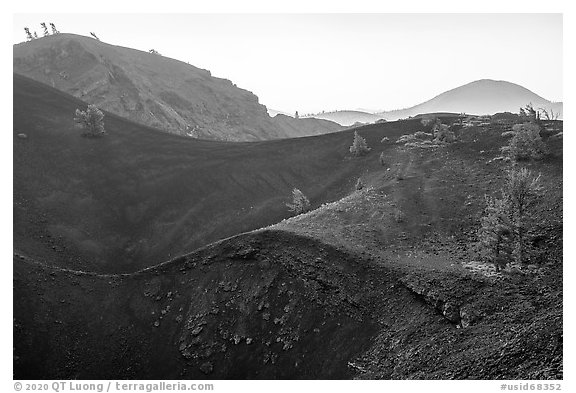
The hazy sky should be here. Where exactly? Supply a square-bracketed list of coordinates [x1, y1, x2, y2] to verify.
[13, 13, 563, 114]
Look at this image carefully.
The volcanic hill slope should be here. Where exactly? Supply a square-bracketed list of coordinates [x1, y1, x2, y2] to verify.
[14, 74, 365, 274]
[13, 34, 342, 141]
[13, 75, 562, 379]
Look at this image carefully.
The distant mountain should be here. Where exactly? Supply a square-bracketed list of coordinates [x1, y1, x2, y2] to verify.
[379, 79, 563, 120]
[304, 80, 563, 125]
[13, 34, 341, 141]
[268, 108, 292, 117]
[304, 110, 386, 126]
[271, 114, 344, 137]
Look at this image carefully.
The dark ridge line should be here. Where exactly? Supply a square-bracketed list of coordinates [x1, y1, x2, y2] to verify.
[13, 251, 127, 279]
[13, 226, 372, 279]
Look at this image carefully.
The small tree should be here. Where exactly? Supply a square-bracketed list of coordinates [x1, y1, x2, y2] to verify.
[295, 111, 299, 119]
[50, 23, 59, 34]
[74, 105, 106, 137]
[539, 107, 560, 121]
[286, 188, 310, 215]
[33, 31, 39, 39]
[476, 167, 543, 269]
[503, 167, 543, 265]
[349, 131, 371, 156]
[24, 27, 33, 41]
[476, 196, 513, 272]
[519, 103, 541, 125]
[502, 123, 548, 161]
[40, 23, 49, 37]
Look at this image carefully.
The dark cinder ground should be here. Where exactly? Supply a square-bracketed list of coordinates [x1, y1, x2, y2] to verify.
[13, 74, 563, 379]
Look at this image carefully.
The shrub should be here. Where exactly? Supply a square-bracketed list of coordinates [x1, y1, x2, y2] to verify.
[503, 123, 548, 161]
[74, 105, 105, 137]
[433, 122, 456, 143]
[396, 134, 416, 144]
[414, 131, 432, 140]
[420, 116, 436, 127]
[355, 178, 364, 191]
[286, 188, 310, 215]
[349, 131, 371, 156]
